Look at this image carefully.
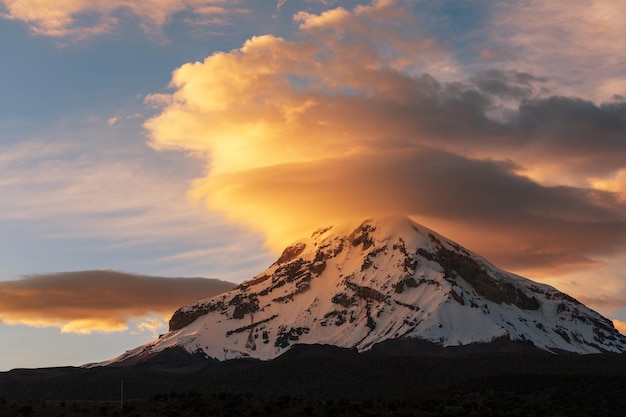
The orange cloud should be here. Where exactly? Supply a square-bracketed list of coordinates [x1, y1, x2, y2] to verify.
[577, 293, 626, 311]
[591, 169, 626, 200]
[195, 149, 626, 274]
[0, 271, 235, 333]
[144, 1, 626, 280]
[0, 0, 235, 39]
[294, 7, 351, 30]
[614, 320, 626, 335]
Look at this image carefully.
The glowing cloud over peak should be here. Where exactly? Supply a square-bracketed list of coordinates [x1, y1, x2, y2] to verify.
[145, 1, 626, 280]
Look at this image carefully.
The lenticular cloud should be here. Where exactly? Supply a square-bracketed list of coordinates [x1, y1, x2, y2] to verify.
[144, 1, 626, 277]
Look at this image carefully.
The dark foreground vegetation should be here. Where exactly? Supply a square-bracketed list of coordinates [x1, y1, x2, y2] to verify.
[2, 375, 626, 417]
[2, 345, 626, 416]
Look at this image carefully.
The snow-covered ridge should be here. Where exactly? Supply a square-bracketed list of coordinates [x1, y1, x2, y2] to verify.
[100, 216, 626, 365]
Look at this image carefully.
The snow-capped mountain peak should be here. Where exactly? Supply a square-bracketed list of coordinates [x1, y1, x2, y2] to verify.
[103, 216, 626, 365]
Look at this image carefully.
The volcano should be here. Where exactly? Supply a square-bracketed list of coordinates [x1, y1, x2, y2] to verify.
[100, 216, 626, 365]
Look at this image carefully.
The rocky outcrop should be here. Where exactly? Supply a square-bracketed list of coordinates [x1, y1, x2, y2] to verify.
[169, 300, 225, 331]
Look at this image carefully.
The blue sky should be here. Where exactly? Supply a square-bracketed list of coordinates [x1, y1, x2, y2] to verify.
[1, 0, 626, 371]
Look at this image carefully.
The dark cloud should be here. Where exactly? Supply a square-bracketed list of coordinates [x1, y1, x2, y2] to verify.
[470, 70, 546, 100]
[407, 75, 626, 177]
[336, 71, 626, 177]
[0, 271, 236, 332]
[274, 70, 626, 179]
[511, 97, 626, 171]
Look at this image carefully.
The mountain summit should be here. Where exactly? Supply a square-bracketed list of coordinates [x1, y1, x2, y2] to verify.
[104, 216, 626, 364]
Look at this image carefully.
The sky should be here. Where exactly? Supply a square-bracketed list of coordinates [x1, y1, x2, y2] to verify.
[1, 0, 626, 371]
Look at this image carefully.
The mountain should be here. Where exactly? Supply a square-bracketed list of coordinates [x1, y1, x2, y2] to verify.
[99, 216, 626, 365]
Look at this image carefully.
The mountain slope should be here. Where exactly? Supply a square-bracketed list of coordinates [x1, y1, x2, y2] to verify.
[101, 216, 626, 364]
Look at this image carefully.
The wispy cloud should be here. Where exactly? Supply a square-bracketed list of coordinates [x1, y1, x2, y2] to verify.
[0, 136, 273, 281]
[0, 0, 239, 40]
[0, 270, 235, 333]
[0, 138, 205, 237]
[578, 295, 626, 310]
[489, 0, 626, 101]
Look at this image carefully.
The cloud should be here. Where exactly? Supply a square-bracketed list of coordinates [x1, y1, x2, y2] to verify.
[198, 148, 626, 274]
[607, 319, 625, 335]
[577, 295, 626, 310]
[0, 0, 236, 40]
[143, 1, 626, 279]
[592, 168, 626, 197]
[133, 316, 168, 336]
[0, 270, 235, 333]
[490, 0, 626, 101]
